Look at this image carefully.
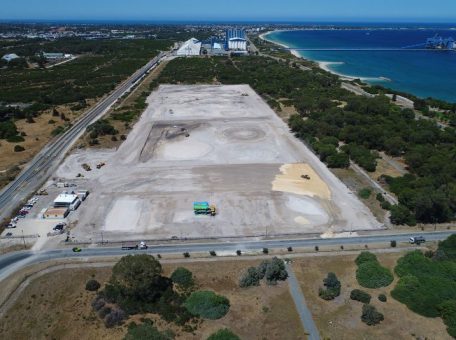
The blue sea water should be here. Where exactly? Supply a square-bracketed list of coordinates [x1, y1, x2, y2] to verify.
[266, 29, 456, 103]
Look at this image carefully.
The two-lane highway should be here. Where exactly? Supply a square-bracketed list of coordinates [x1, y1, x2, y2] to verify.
[0, 51, 168, 222]
[0, 231, 454, 282]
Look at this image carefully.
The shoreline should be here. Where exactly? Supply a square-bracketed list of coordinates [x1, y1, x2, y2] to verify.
[259, 30, 388, 82]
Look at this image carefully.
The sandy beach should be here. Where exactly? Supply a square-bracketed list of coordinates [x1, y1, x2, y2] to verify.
[259, 30, 386, 82]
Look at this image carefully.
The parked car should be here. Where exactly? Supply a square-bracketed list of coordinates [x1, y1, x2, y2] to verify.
[6, 223, 16, 229]
[5, 232, 13, 237]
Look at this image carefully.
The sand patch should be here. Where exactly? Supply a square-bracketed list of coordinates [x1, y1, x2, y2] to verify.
[294, 216, 310, 225]
[272, 163, 331, 199]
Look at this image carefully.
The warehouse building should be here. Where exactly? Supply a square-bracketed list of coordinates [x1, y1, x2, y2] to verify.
[226, 28, 247, 51]
[53, 193, 81, 211]
[176, 38, 202, 56]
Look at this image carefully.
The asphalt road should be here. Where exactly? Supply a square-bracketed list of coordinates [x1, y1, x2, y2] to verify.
[0, 52, 167, 223]
[0, 230, 453, 282]
[286, 263, 320, 340]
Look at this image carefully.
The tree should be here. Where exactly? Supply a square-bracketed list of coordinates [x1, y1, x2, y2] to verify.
[326, 152, 350, 168]
[104, 255, 172, 313]
[361, 304, 384, 326]
[390, 204, 416, 226]
[319, 272, 341, 300]
[239, 267, 261, 288]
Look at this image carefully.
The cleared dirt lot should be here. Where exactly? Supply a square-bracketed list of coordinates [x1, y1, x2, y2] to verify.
[0, 261, 305, 340]
[55, 85, 380, 242]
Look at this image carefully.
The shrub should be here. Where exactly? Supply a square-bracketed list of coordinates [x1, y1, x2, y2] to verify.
[356, 252, 378, 266]
[263, 248, 269, 254]
[319, 272, 341, 300]
[91, 296, 106, 311]
[210, 250, 216, 256]
[390, 240, 397, 248]
[315, 246, 319, 252]
[378, 294, 387, 302]
[239, 267, 261, 288]
[287, 246, 293, 252]
[86, 279, 101, 291]
[350, 289, 371, 304]
[170, 267, 194, 289]
[356, 261, 394, 289]
[438, 300, 456, 338]
[14, 145, 25, 152]
[358, 188, 373, 199]
[361, 304, 384, 326]
[184, 291, 230, 320]
[236, 250, 242, 256]
[48, 119, 56, 124]
[98, 306, 112, 319]
[124, 320, 173, 340]
[207, 328, 241, 340]
[183, 252, 190, 258]
[264, 257, 288, 285]
[104, 308, 126, 328]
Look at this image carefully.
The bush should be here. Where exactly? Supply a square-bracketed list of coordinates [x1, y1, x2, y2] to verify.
[14, 145, 25, 152]
[438, 300, 456, 338]
[236, 250, 242, 256]
[319, 272, 341, 300]
[264, 257, 288, 285]
[350, 289, 371, 304]
[183, 252, 190, 258]
[355, 252, 377, 266]
[315, 246, 319, 252]
[263, 248, 269, 254]
[287, 246, 293, 252]
[390, 240, 397, 248]
[378, 294, 387, 302]
[91, 296, 106, 311]
[184, 291, 230, 320]
[239, 267, 261, 288]
[98, 306, 112, 319]
[361, 304, 384, 326]
[124, 320, 173, 340]
[207, 328, 240, 340]
[357, 261, 394, 289]
[358, 188, 373, 199]
[104, 308, 126, 328]
[210, 250, 216, 256]
[355, 252, 393, 289]
[170, 267, 194, 289]
[86, 279, 101, 291]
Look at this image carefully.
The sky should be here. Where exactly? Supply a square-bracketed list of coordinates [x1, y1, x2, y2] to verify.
[2, 0, 456, 22]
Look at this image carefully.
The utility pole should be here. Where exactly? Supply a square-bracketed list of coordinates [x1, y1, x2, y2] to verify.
[21, 229, 26, 249]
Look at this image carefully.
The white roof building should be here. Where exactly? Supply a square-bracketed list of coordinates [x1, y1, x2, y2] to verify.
[53, 193, 81, 211]
[2, 53, 20, 62]
[176, 38, 202, 56]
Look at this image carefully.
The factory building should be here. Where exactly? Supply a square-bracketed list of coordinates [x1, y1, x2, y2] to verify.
[176, 38, 202, 56]
[53, 193, 81, 211]
[226, 28, 247, 51]
[40, 52, 73, 60]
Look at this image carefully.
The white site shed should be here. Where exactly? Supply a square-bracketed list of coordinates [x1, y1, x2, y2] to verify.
[176, 38, 202, 56]
[53, 193, 81, 211]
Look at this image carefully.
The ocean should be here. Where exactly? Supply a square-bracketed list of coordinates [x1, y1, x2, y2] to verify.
[265, 28, 456, 103]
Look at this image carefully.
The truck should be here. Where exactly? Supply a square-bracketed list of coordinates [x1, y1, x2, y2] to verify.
[193, 202, 216, 216]
[409, 236, 426, 245]
[121, 241, 148, 250]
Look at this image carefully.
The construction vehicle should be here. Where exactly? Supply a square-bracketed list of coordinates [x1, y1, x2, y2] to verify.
[121, 241, 148, 250]
[82, 163, 91, 171]
[96, 162, 106, 169]
[301, 174, 311, 180]
[193, 202, 217, 216]
[37, 189, 48, 195]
